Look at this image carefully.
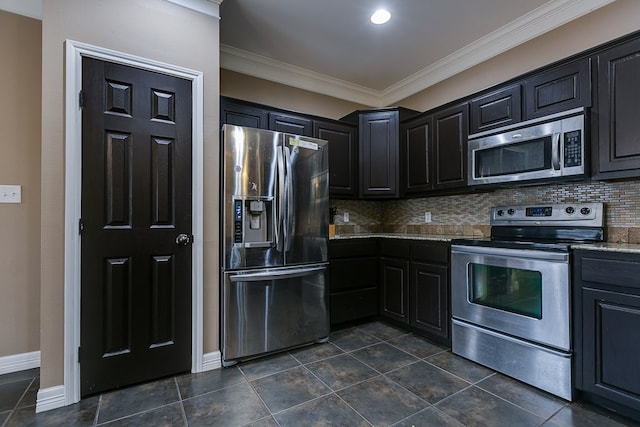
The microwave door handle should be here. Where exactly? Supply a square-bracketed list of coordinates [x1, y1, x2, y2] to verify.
[552, 132, 561, 170]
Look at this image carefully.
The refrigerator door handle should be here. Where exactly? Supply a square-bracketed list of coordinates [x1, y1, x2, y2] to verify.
[284, 146, 294, 252]
[276, 145, 285, 252]
[229, 265, 327, 282]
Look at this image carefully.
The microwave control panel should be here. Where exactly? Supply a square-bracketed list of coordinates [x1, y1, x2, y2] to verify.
[564, 130, 582, 167]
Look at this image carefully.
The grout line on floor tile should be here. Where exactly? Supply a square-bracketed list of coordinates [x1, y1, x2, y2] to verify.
[331, 392, 375, 427]
[473, 378, 569, 423]
[95, 402, 182, 426]
[174, 377, 189, 427]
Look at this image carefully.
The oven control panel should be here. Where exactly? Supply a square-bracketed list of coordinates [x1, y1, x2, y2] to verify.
[491, 202, 603, 227]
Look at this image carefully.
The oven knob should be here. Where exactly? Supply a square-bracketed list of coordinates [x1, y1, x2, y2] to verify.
[565, 206, 575, 215]
[507, 208, 515, 215]
[497, 209, 504, 216]
[580, 207, 591, 215]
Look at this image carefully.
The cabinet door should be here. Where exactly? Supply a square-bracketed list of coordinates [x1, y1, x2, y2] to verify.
[470, 84, 522, 134]
[433, 103, 468, 190]
[523, 58, 591, 119]
[360, 111, 399, 198]
[268, 112, 313, 136]
[379, 257, 409, 324]
[595, 38, 640, 179]
[402, 114, 433, 195]
[220, 98, 268, 129]
[582, 288, 640, 409]
[410, 262, 449, 344]
[314, 120, 358, 198]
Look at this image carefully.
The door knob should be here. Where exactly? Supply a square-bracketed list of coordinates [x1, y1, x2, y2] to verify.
[176, 233, 193, 246]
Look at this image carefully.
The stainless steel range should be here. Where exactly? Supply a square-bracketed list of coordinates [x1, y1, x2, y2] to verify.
[451, 203, 605, 400]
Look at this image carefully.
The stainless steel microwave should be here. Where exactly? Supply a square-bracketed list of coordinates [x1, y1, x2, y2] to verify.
[467, 108, 586, 186]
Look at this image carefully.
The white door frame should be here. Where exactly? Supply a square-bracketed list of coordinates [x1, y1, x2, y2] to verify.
[63, 40, 204, 405]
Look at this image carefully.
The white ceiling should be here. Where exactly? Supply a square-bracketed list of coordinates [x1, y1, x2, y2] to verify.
[220, 0, 615, 107]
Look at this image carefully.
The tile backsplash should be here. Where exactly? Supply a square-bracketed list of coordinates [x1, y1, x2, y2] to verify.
[330, 180, 640, 243]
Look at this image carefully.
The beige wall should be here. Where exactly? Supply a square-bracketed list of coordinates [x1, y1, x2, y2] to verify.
[221, 69, 367, 120]
[398, 0, 640, 111]
[40, 0, 220, 388]
[0, 11, 41, 357]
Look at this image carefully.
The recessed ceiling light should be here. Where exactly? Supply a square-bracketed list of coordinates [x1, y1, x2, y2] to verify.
[371, 9, 391, 25]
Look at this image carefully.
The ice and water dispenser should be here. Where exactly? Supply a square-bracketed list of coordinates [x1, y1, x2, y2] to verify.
[229, 196, 278, 268]
[233, 198, 274, 247]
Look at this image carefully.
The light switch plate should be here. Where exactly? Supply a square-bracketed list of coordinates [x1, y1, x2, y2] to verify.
[0, 185, 21, 203]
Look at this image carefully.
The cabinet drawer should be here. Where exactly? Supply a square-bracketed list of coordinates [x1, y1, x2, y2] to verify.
[410, 242, 449, 264]
[379, 239, 410, 258]
[329, 239, 377, 258]
[330, 288, 378, 325]
[330, 258, 378, 291]
[579, 255, 640, 290]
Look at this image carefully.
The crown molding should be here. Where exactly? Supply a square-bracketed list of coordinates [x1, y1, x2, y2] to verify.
[165, 0, 222, 18]
[220, 44, 383, 106]
[220, 0, 615, 107]
[381, 0, 616, 105]
[0, 0, 222, 21]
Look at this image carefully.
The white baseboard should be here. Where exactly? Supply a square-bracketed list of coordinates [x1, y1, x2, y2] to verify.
[36, 385, 66, 413]
[202, 351, 221, 371]
[0, 350, 40, 375]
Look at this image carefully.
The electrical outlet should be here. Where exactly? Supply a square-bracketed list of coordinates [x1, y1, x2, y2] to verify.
[0, 185, 21, 203]
[424, 212, 432, 223]
[343, 212, 350, 223]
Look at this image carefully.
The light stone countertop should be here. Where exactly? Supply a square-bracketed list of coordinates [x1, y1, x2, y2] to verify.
[332, 234, 640, 254]
[571, 242, 640, 254]
[331, 233, 480, 242]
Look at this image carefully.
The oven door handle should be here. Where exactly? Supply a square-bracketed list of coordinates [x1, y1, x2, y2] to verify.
[451, 245, 568, 262]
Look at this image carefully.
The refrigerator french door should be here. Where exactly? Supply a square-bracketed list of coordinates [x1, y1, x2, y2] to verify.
[221, 125, 329, 364]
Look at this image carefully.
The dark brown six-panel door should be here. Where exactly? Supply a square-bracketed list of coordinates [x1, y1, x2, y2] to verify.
[80, 57, 192, 396]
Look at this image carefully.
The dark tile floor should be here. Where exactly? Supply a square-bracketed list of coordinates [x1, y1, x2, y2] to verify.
[2, 321, 639, 426]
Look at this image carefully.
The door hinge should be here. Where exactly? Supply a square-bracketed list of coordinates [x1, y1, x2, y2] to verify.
[79, 90, 84, 109]
[79, 218, 84, 235]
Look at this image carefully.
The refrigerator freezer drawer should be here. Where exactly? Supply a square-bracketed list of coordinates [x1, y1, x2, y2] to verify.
[222, 264, 329, 363]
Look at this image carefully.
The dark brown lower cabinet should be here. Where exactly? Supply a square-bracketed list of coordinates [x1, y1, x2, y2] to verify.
[379, 239, 451, 345]
[379, 239, 410, 324]
[329, 239, 378, 326]
[574, 250, 640, 422]
[380, 257, 410, 324]
[410, 241, 450, 345]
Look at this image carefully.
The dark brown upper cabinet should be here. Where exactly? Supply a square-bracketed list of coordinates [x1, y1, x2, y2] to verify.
[220, 97, 268, 129]
[268, 112, 313, 136]
[433, 103, 469, 190]
[314, 120, 358, 198]
[359, 110, 400, 198]
[341, 108, 418, 199]
[401, 113, 433, 195]
[594, 37, 640, 180]
[469, 84, 522, 134]
[523, 58, 591, 119]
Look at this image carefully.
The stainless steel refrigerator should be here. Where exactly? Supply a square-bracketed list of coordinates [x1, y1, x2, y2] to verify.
[221, 124, 330, 365]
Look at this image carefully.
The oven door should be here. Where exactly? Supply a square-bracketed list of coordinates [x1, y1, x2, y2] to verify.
[451, 244, 570, 351]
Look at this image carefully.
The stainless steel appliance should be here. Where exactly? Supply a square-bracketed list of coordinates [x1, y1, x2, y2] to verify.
[451, 203, 604, 400]
[221, 124, 330, 365]
[468, 107, 586, 186]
